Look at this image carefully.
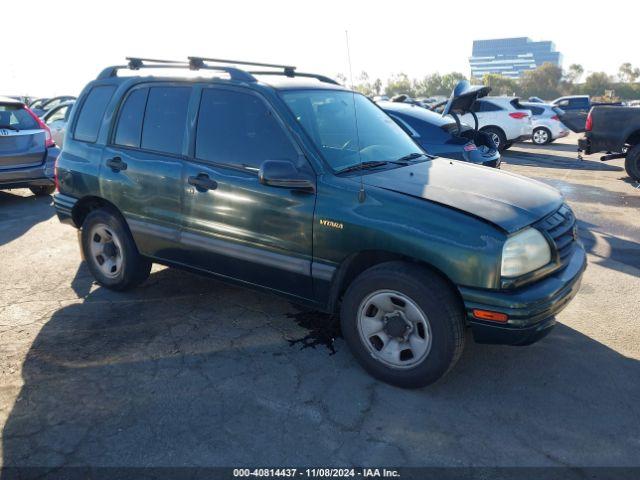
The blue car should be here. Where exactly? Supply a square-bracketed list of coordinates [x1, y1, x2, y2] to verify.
[380, 101, 501, 168]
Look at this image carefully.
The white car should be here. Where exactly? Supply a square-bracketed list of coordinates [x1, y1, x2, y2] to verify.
[42, 100, 74, 147]
[522, 102, 570, 145]
[460, 97, 533, 151]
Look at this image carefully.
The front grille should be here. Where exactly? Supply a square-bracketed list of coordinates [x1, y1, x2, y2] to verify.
[537, 204, 577, 267]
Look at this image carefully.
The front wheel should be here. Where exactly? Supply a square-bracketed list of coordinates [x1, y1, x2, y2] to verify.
[340, 262, 465, 388]
[625, 144, 640, 181]
[81, 209, 151, 291]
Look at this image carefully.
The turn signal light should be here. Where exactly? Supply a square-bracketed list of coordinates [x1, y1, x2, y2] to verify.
[472, 309, 508, 323]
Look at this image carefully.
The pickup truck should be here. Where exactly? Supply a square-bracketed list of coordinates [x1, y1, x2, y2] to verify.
[577, 106, 640, 181]
[554, 95, 622, 133]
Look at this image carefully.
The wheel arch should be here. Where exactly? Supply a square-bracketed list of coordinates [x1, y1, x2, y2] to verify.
[625, 129, 640, 147]
[71, 195, 127, 229]
[328, 250, 464, 314]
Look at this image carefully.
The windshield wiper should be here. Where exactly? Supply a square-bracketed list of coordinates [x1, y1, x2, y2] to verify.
[0, 125, 19, 131]
[395, 152, 431, 162]
[336, 160, 393, 174]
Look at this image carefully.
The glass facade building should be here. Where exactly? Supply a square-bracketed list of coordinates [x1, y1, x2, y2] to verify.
[469, 37, 562, 79]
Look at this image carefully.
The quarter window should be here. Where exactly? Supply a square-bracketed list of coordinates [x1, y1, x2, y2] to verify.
[114, 88, 148, 148]
[74, 86, 116, 142]
[141, 87, 190, 155]
[195, 88, 297, 169]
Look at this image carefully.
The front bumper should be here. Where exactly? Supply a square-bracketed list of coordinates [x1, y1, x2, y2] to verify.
[459, 246, 587, 346]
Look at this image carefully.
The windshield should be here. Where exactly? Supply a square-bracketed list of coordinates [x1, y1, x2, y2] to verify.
[281, 90, 422, 172]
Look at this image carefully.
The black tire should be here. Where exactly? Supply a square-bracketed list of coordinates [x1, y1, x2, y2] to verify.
[340, 262, 465, 388]
[481, 127, 507, 152]
[624, 144, 640, 181]
[532, 127, 552, 145]
[81, 208, 151, 291]
[29, 185, 55, 196]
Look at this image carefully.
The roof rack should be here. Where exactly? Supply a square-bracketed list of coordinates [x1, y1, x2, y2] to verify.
[97, 57, 338, 85]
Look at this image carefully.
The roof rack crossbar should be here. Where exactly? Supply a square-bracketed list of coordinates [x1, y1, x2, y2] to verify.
[188, 56, 296, 75]
[125, 57, 188, 70]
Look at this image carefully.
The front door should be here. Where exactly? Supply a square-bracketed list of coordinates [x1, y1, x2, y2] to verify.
[100, 84, 191, 260]
[180, 86, 316, 299]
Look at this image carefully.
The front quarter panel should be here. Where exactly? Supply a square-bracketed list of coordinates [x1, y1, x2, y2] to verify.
[313, 175, 505, 290]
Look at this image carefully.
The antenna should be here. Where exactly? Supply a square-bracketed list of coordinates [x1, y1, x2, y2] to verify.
[345, 30, 366, 203]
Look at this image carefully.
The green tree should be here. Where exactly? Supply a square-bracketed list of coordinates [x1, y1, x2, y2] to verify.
[482, 73, 519, 96]
[519, 63, 563, 99]
[565, 64, 584, 84]
[440, 72, 468, 94]
[618, 63, 640, 83]
[384, 73, 416, 97]
[583, 72, 612, 96]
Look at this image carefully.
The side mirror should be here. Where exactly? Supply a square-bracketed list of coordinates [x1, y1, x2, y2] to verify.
[258, 160, 315, 192]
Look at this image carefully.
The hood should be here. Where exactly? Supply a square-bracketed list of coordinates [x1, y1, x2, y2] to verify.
[441, 80, 491, 116]
[363, 159, 563, 233]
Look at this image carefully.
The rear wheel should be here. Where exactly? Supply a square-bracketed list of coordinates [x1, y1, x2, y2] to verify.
[340, 262, 465, 388]
[81, 209, 151, 291]
[29, 185, 55, 196]
[625, 144, 640, 181]
[481, 127, 507, 152]
[532, 127, 552, 145]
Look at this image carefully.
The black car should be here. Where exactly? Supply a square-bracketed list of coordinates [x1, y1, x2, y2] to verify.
[0, 96, 60, 195]
[380, 101, 501, 167]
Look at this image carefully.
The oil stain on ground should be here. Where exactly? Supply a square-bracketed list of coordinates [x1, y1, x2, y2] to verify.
[286, 307, 341, 355]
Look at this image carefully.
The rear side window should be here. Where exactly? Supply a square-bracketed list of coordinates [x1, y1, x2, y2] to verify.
[141, 87, 190, 155]
[529, 106, 545, 116]
[473, 101, 502, 112]
[195, 88, 297, 169]
[114, 88, 148, 148]
[0, 104, 38, 130]
[74, 86, 116, 142]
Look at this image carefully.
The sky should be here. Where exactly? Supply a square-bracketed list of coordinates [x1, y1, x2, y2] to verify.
[3, 0, 638, 97]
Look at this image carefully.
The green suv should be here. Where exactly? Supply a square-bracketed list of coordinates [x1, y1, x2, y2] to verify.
[54, 57, 586, 388]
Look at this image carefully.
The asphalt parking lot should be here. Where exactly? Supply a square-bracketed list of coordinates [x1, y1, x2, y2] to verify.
[0, 134, 639, 470]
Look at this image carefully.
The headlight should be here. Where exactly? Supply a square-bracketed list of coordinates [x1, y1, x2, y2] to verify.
[501, 228, 551, 278]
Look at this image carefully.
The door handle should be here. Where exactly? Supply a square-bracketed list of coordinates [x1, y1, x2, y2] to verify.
[188, 173, 218, 191]
[106, 156, 127, 172]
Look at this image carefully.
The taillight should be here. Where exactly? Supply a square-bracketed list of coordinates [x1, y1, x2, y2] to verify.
[24, 106, 55, 148]
[551, 115, 560, 121]
[585, 111, 593, 131]
[509, 112, 529, 120]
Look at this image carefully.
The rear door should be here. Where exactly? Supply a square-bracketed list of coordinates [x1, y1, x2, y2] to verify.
[180, 85, 315, 299]
[0, 103, 45, 170]
[100, 84, 190, 260]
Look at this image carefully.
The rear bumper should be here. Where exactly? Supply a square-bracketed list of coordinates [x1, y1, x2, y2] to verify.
[459, 245, 587, 346]
[0, 147, 59, 189]
[577, 136, 591, 154]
